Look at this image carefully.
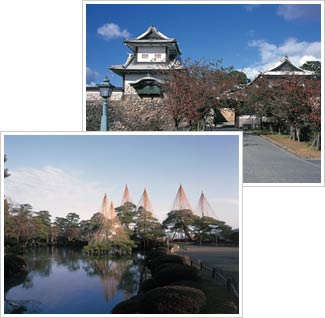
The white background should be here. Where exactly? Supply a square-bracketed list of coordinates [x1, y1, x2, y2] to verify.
[0, 0, 82, 131]
[1, 1, 325, 318]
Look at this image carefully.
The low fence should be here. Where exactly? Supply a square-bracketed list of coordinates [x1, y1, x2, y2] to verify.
[180, 254, 239, 310]
[180, 241, 239, 248]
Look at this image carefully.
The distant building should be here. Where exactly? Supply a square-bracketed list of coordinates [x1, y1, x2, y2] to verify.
[237, 56, 320, 129]
[110, 25, 182, 97]
[251, 55, 319, 85]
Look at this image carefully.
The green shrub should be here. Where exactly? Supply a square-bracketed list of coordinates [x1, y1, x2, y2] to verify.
[4, 238, 25, 255]
[4, 254, 28, 278]
[111, 294, 142, 313]
[139, 278, 158, 294]
[112, 286, 207, 314]
[83, 240, 136, 253]
[146, 248, 168, 261]
[153, 263, 200, 285]
[169, 280, 203, 291]
[149, 254, 185, 273]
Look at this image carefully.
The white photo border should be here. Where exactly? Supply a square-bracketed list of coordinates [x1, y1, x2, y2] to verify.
[1, 131, 243, 318]
[82, 0, 324, 187]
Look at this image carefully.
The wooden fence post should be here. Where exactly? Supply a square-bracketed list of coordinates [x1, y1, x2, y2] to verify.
[212, 267, 216, 279]
[227, 278, 231, 290]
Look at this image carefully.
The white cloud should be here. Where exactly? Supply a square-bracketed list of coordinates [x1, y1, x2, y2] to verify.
[5, 166, 112, 221]
[86, 81, 96, 87]
[86, 66, 99, 85]
[244, 4, 261, 12]
[247, 29, 256, 37]
[4, 167, 239, 228]
[97, 23, 131, 40]
[277, 4, 320, 21]
[241, 38, 321, 79]
[298, 55, 318, 66]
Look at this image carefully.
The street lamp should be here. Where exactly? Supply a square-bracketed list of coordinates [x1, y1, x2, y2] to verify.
[209, 225, 219, 246]
[97, 76, 114, 131]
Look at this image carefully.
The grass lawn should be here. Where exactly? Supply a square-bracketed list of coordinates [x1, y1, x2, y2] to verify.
[263, 134, 321, 159]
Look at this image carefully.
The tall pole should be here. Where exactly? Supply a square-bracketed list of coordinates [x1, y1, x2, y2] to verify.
[100, 97, 108, 131]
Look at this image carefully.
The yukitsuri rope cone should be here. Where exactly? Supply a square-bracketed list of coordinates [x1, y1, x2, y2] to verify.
[137, 188, 154, 213]
[171, 184, 193, 211]
[195, 192, 217, 218]
[121, 184, 133, 206]
[90, 194, 128, 245]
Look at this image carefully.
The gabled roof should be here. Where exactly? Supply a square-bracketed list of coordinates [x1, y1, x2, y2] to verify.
[248, 56, 318, 84]
[124, 25, 181, 55]
[263, 56, 316, 76]
[123, 53, 134, 68]
[135, 25, 171, 40]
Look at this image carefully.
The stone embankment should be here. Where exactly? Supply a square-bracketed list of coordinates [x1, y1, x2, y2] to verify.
[86, 95, 175, 131]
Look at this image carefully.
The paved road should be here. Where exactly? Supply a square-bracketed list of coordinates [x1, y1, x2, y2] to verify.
[244, 133, 321, 183]
[178, 246, 239, 283]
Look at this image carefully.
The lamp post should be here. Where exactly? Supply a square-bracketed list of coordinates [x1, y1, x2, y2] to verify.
[209, 225, 219, 246]
[97, 77, 114, 131]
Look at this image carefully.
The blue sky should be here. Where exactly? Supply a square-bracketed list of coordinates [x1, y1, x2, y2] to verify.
[4, 134, 240, 228]
[86, 3, 321, 86]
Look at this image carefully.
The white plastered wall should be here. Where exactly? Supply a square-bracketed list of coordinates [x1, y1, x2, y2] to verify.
[137, 46, 166, 62]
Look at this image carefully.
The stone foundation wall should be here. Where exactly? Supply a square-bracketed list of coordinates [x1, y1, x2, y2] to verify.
[124, 83, 137, 95]
[86, 95, 235, 131]
[86, 95, 176, 131]
[86, 90, 123, 101]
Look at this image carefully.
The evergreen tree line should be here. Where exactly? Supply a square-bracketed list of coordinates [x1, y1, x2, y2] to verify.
[4, 156, 236, 253]
[4, 199, 237, 251]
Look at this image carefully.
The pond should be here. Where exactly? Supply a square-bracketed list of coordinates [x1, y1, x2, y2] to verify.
[4, 247, 141, 314]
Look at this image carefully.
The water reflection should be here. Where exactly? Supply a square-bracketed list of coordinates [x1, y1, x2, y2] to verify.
[85, 257, 139, 303]
[4, 248, 140, 314]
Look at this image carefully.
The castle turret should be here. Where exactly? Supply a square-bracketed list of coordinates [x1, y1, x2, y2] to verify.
[110, 25, 182, 96]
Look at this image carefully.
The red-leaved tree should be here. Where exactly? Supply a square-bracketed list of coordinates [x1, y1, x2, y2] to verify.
[281, 77, 320, 143]
[163, 58, 247, 130]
